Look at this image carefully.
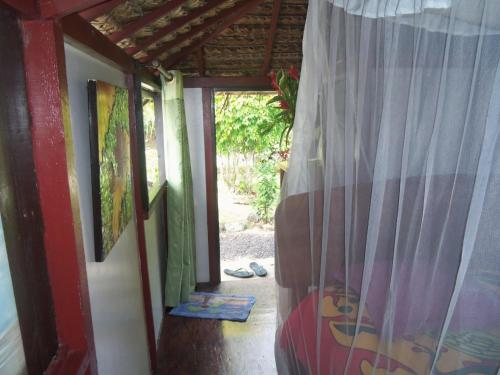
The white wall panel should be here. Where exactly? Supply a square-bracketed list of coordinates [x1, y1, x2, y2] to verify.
[144, 201, 166, 340]
[64, 42, 150, 375]
[184, 88, 210, 283]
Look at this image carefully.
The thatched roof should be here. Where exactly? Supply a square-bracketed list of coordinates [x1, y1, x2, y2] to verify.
[86, 0, 307, 77]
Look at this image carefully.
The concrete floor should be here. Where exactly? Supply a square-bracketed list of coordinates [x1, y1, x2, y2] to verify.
[156, 278, 277, 375]
[221, 256, 275, 281]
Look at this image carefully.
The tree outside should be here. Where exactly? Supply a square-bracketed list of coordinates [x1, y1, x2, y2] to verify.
[215, 92, 288, 279]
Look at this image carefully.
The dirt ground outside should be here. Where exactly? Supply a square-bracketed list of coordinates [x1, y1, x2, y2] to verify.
[218, 180, 275, 281]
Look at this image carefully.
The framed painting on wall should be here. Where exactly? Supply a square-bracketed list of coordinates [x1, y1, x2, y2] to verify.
[132, 75, 166, 217]
[88, 80, 133, 262]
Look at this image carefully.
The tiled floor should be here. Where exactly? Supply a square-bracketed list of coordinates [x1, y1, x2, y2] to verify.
[156, 278, 277, 375]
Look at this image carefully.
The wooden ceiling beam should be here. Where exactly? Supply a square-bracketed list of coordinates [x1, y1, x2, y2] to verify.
[79, 0, 126, 21]
[61, 13, 133, 70]
[1, 0, 38, 18]
[160, 0, 266, 69]
[261, 0, 281, 75]
[184, 76, 272, 90]
[197, 47, 205, 77]
[60, 13, 158, 85]
[144, 0, 265, 64]
[125, 0, 227, 56]
[108, 0, 188, 43]
[39, 0, 111, 19]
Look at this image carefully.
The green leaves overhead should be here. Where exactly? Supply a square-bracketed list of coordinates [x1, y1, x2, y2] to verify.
[214, 93, 288, 156]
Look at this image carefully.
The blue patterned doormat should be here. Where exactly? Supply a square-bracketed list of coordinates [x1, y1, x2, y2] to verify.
[169, 292, 256, 322]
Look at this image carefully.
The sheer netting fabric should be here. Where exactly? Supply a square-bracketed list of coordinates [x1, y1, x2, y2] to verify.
[275, 1, 500, 374]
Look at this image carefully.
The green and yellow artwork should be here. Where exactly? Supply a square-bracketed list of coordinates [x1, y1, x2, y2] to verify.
[88, 80, 132, 261]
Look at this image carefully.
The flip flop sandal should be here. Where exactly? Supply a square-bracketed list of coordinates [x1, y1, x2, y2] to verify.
[249, 262, 267, 277]
[223, 268, 254, 278]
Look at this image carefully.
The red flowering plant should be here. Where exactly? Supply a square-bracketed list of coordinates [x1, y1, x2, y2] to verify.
[268, 66, 300, 150]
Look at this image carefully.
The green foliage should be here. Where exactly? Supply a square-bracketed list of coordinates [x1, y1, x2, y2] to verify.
[142, 98, 156, 142]
[236, 178, 254, 196]
[252, 159, 279, 223]
[268, 67, 300, 148]
[215, 92, 283, 224]
[100, 87, 132, 255]
[215, 93, 288, 157]
[142, 95, 160, 199]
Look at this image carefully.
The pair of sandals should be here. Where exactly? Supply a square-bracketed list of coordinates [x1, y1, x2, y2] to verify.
[224, 262, 267, 278]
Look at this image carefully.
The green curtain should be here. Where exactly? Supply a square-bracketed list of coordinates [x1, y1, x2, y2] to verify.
[162, 71, 196, 307]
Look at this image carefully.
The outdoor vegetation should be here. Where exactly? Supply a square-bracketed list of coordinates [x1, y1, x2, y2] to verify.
[215, 92, 286, 224]
[142, 91, 161, 201]
[215, 67, 299, 226]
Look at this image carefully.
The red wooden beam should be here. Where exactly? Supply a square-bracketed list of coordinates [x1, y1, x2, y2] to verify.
[144, 0, 265, 64]
[108, 0, 187, 43]
[61, 13, 134, 71]
[1, 0, 38, 18]
[39, 0, 110, 19]
[21, 18, 97, 374]
[45, 346, 89, 375]
[79, 0, 126, 21]
[197, 47, 204, 77]
[60, 13, 158, 86]
[261, 0, 282, 75]
[184, 76, 272, 90]
[125, 0, 227, 57]
[0, 7, 58, 373]
[127, 74, 157, 373]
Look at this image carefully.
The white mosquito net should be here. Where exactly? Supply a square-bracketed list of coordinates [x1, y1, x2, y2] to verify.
[275, 1, 500, 374]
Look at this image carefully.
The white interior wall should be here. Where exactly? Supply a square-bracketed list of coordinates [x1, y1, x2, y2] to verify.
[64, 42, 150, 375]
[184, 88, 210, 283]
[144, 201, 166, 340]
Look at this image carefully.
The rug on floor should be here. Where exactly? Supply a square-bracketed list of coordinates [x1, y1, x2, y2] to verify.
[169, 292, 256, 322]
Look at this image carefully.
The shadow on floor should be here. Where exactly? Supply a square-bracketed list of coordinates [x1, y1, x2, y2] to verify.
[156, 278, 277, 375]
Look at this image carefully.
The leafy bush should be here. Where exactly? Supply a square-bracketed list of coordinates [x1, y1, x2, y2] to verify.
[236, 177, 255, 196]
[214, 92, 286, 224]
[252, 159, 279, 223]
[215, 93, 288, 157]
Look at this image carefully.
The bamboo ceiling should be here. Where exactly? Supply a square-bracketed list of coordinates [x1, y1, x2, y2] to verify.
[86, 0, 307, 77]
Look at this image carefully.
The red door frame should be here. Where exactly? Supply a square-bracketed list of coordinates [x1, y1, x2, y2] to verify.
[127, 74, 158, 372]
[20, 19, 162, 374]
[0, 4, 59, 373]
[2, 3, 163, 374]
[21, 19, 97, 375]
[201, 81, 273, 285]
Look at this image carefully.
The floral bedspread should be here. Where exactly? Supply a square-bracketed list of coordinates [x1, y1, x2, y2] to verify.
[280, 282, 500, 375]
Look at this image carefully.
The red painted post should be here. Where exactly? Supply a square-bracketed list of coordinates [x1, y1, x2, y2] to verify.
[1, 0, 38, 18]
[127, 74, 158, 373]
[21, 19, 97, 375]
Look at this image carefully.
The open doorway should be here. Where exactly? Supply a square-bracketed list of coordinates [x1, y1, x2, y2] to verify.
[214, 91, 286, 281]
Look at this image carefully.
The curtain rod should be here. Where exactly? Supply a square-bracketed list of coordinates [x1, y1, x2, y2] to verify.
[149, 60, 174, 82]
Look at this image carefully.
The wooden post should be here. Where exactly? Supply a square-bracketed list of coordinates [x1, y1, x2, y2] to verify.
[202, 88, 221, 285]
[21, 18, 97, 375]
[261, 0, 282, 75]
[127, 74, 158, 373]
[0, 5, 57, 373]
